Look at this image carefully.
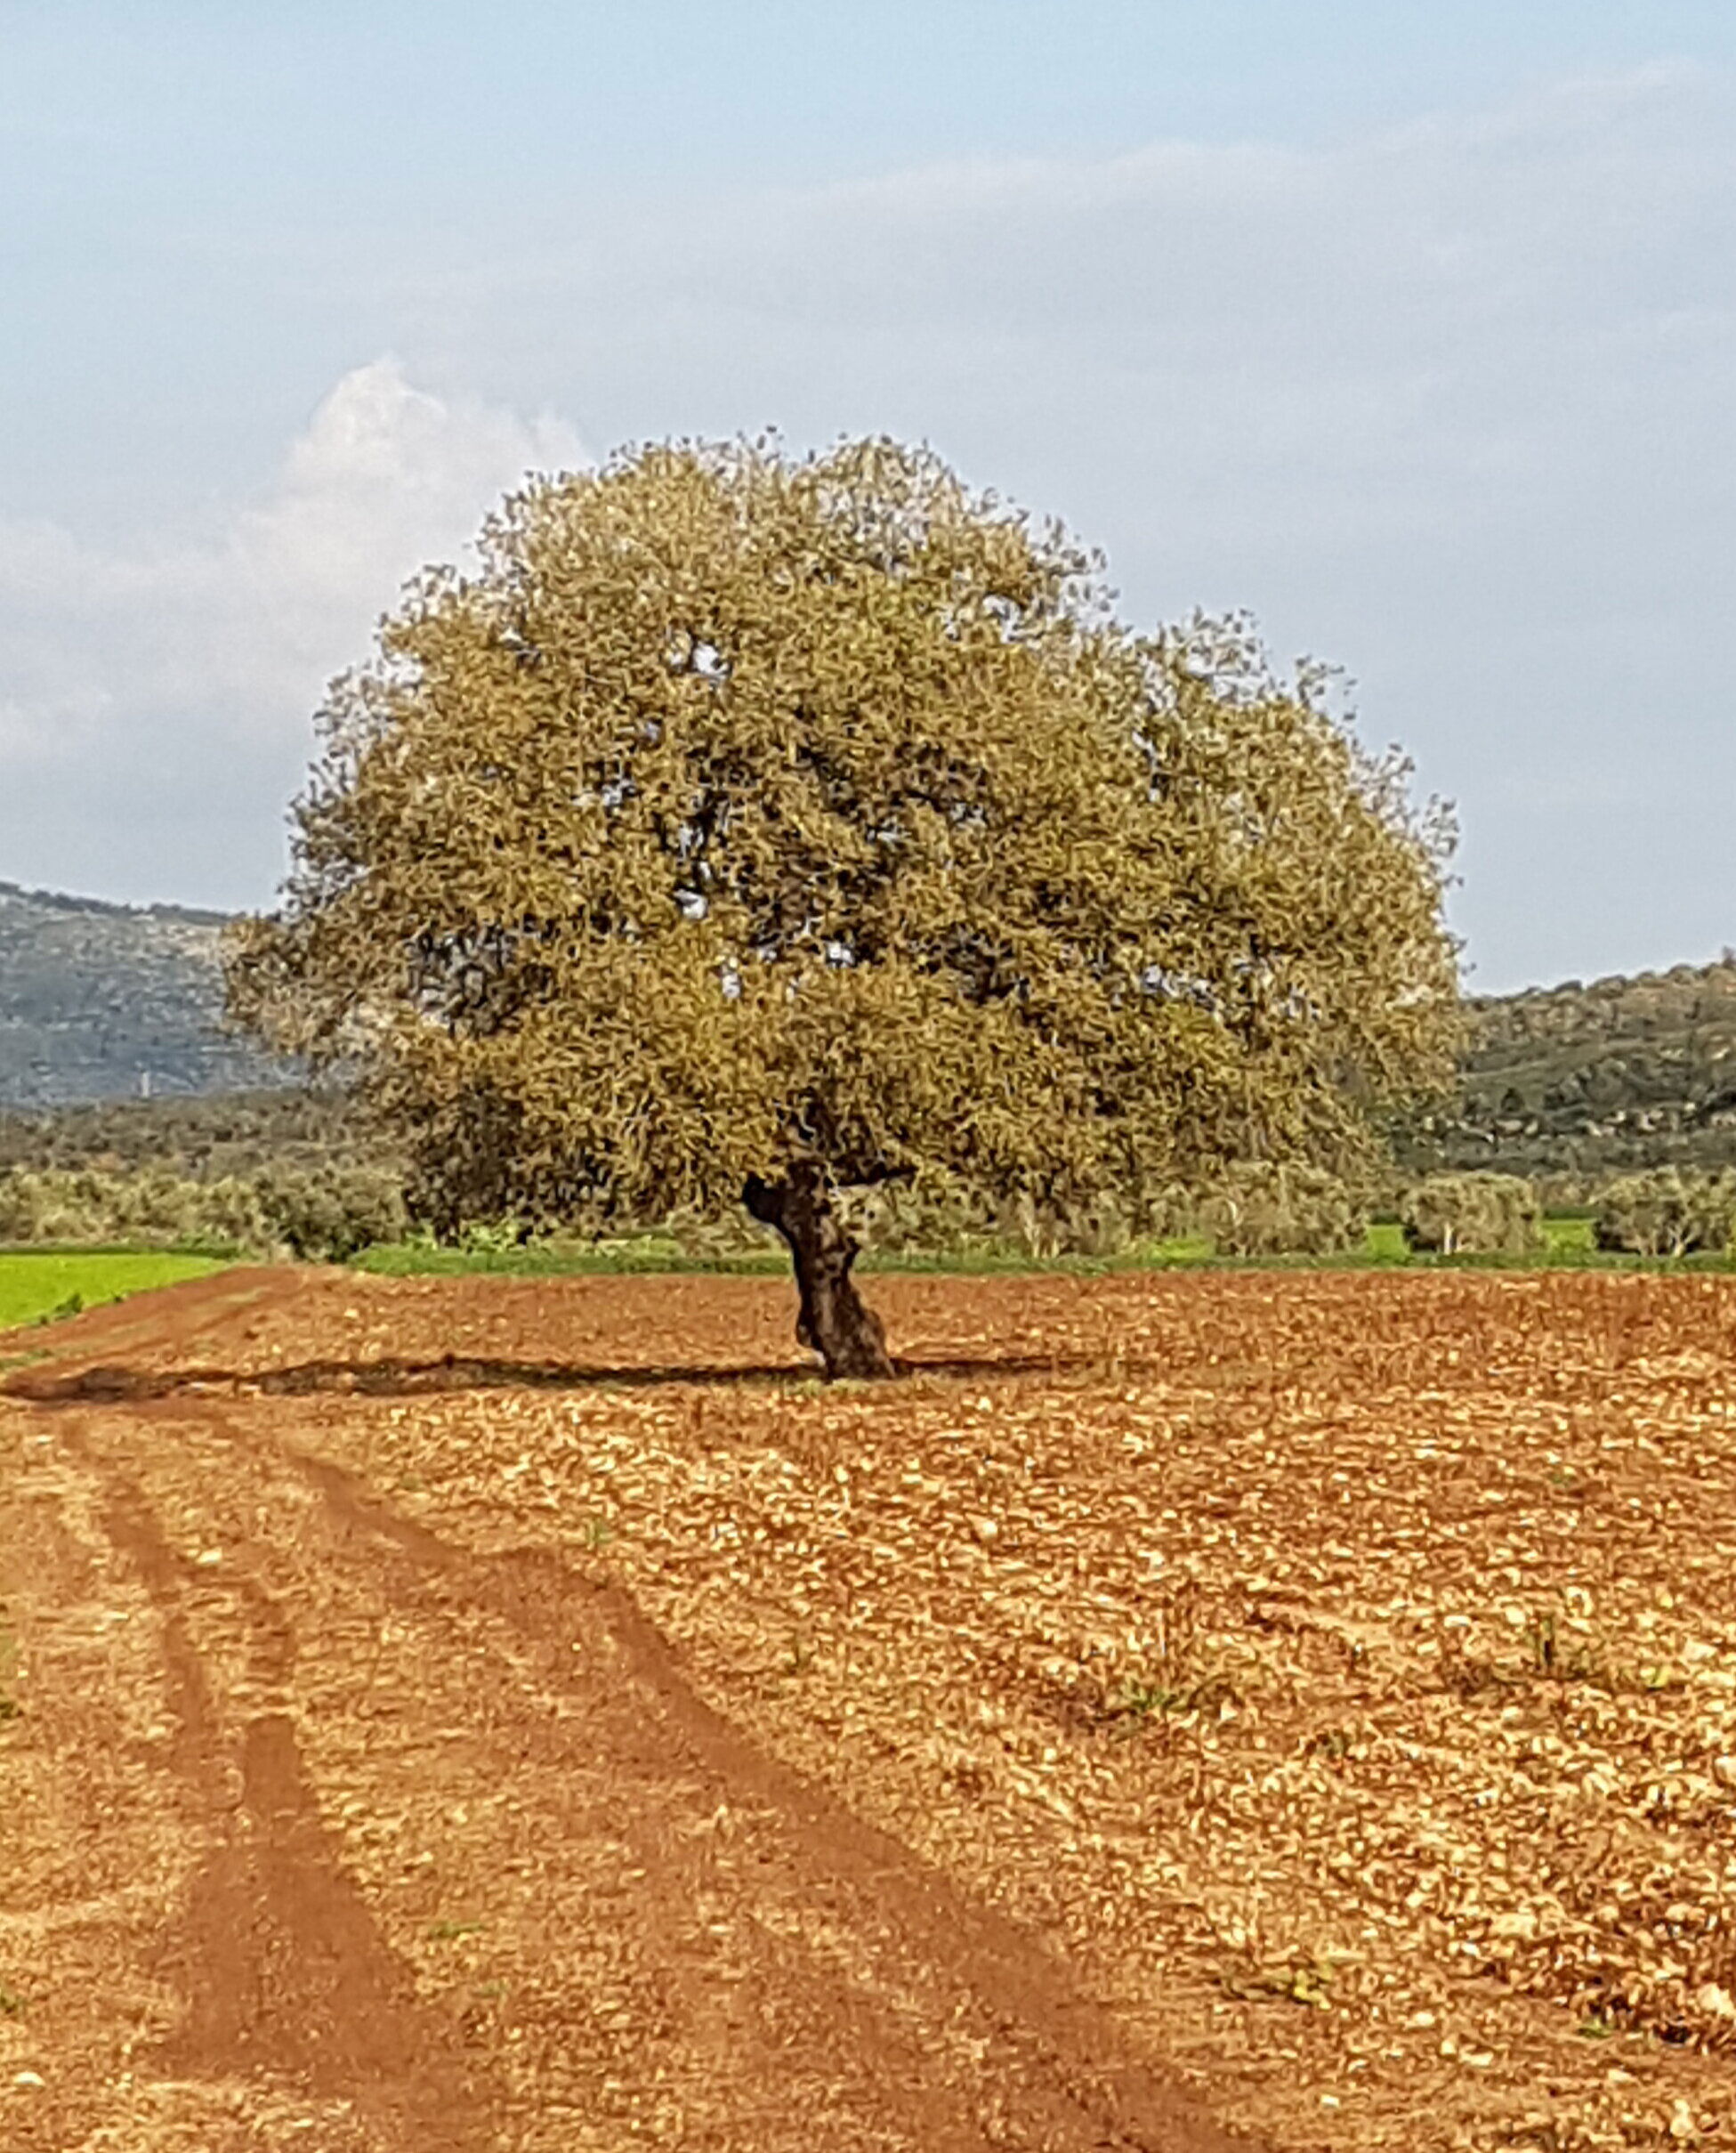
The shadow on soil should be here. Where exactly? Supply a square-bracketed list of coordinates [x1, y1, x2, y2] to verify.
[4, 1350, 1143, 1404]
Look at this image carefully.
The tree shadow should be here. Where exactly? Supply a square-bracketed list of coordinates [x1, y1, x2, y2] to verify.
[7, 1349, 1127, 1406]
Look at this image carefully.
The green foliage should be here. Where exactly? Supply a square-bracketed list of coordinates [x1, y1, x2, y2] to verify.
[1000, 1180, 1213, 1259]
[0, 1162, 408, 1262]
[834, 1174, 1185, 1260]
[353, 1236, 790, 1277]
[1194, 1162, 1368, 1258]
[1593, 1167, 1736, 1258]
[252, 1161, 408, 1261]
[830, 1173, 993, 1257]
[1400, 1172, 1542, 1256]
[229, 435, 1457, 1250]
[0, 1166, 266, 1251]
[660, 1203, 785, 1260]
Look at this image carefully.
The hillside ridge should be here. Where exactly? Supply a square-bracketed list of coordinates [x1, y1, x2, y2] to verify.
[0, 878, 232, 928]
[0, 879, 290, 1105]
[1403, 951, 1736, 1181]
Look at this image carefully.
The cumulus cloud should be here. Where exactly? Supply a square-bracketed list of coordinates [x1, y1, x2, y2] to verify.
[0, 360, 585, 898]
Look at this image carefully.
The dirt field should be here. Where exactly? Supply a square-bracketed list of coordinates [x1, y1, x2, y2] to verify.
[4, 1267, 1736, 2151]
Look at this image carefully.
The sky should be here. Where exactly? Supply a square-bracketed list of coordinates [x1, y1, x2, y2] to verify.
[4, 4, 1736, 992]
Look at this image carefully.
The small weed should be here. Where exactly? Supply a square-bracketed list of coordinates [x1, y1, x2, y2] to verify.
[0, 1981, 25, 2016]
[1101, 1660, 1236, 1728]
[1575, 2014, 1615, 2041]
[1305, 1727, 1356, 1760]
[579, 1517, 613, 1552]
[1107, 1677, 1194, 1721]
[1099, 1584, 1236, 1728]
[1525, 1610, 1683, 1697]
[1222, 1948, 1342, 2009]
[472, 1979, 506, 2002]
[427, 1919, 486, 1942]
[1438, 1606, 1672, 1701]
[1526, 1612, 1604, 1684]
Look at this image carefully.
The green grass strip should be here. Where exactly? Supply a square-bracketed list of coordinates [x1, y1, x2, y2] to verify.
[0, 1251, 227, 1332]
[351, 1216, 1735, 1281]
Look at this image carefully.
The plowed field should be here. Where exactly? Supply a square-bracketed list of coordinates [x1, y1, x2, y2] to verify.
[4, 1267, 1736, 2151]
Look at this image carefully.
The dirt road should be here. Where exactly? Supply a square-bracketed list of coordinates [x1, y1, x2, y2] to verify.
[0, 1271, 1262, 2153]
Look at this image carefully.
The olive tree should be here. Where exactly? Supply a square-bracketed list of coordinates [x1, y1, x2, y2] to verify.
[1594, 1168, 1736, 1258]
[228, 437, 1458, 1377]
[1401, 1171, 1542, 1256]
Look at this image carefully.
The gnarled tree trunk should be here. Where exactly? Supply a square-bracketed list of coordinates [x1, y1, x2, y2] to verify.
[744, 1161, 894, 1380]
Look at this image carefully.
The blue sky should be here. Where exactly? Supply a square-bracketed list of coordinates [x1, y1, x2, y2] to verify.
[4, 3, 1736, 990]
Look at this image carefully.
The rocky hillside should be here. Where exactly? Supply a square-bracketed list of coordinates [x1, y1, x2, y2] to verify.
[1401, 956, 1736, 1182]
[0, 882, 290, 1106]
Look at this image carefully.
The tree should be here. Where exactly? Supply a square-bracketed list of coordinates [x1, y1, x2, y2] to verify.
[1197, 1162, 1368, 1258]
[1594, 1168, 1736, 1258]
[1401, 1171, 1541, 1256]
[227, 436, 1458, 1377]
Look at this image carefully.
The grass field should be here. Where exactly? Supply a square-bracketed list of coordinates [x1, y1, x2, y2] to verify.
[354, 1210, 1680, 1279]
[0, 1251, 226, 1333]
[0, 1218, 1685, 1312]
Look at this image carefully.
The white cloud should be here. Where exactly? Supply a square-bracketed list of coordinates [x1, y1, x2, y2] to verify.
[0, 357, 584, 779]
[243, 359, 584, 631]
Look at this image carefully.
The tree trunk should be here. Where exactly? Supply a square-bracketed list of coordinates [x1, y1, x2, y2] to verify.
[744, 1162, 895, 1380]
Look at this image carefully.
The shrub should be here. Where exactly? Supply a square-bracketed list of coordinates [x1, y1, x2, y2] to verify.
[1401, 1172, 1542, 1256]
[845, 1175, 1196, 1259]
[660, 1205, 782, 1259]
[0, 1168, 99, 1243]
[1195, 1162, 1367, 1258]
[1593, 1168, 1736, 1258]
[253, 1162, 409, 1261]
[0, 1161, 406, 1260]
[0, 1166, 270, 1251]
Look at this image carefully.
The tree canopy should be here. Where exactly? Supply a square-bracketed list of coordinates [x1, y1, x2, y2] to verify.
[228, 435, 1458, 1374]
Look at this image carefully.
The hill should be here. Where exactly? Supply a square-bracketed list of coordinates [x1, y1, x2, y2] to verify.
[0, 880, 291, 1107]
[1400, 954, 1736, 1184]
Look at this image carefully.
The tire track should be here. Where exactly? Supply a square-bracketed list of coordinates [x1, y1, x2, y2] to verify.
[81, 1435, 493, 2151]
[224, 1411, 1264, 2153]
[9, 1267, 1270, 2152]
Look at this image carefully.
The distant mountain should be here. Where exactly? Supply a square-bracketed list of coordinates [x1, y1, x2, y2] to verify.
[0, 881, 291, 1106]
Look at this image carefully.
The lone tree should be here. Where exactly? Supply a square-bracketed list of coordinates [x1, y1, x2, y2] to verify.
[228, 437, 1458, 1378]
